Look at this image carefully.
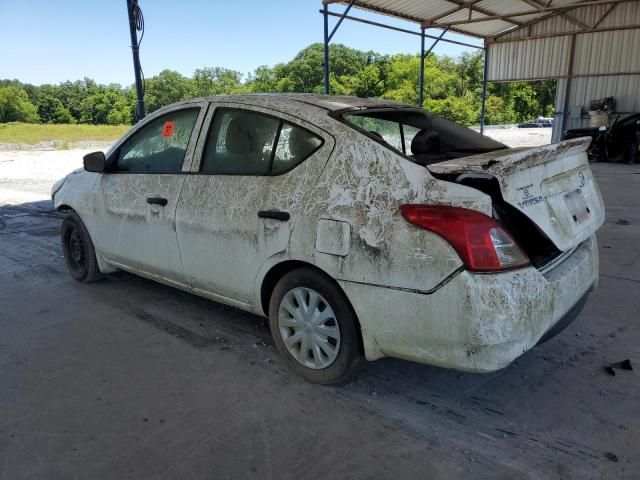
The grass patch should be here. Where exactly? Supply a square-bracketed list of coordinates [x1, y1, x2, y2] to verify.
[0, 122, 131, 145]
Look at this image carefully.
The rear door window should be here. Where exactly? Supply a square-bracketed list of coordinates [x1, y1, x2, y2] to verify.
[114, 108, 199, 173]
[201, 108, 323, 175]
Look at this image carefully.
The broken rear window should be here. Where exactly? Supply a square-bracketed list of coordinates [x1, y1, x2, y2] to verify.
[342, 108, 506, 166]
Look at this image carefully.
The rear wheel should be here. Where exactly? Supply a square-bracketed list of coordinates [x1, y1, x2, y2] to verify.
[61, 212, 103, 283]
[269, 268, 364, 384]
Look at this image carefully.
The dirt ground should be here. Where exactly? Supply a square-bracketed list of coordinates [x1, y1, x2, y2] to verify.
[1, 134, 638, 479]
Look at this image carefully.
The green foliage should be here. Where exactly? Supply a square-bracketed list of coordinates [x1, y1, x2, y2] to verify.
[144, 70, 194, 113]
[193, 67, 246, 96]
[1, 44, 557, 127]
[483, 95, 516, 125]
[424, 96, 478, 126]
[0, 86, 40, 123]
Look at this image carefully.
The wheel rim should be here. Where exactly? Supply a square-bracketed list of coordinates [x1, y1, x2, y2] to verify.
[278, 287, 341, 370]
[66, 227, 85, 273]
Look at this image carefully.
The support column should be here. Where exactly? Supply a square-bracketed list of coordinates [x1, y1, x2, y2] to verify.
[480, 46, 489, 135]
[418, 28, 425, 107]
[323, 3, 330, 95]
[560, 34, 577, 134]
[127, 0, 145, 121]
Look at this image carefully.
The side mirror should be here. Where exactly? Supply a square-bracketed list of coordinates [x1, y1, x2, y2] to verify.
[83, 151, 107, 172]
[598, 125, 607, 132]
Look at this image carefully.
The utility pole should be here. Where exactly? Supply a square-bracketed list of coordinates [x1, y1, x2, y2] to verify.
[127, 0, 145, 121]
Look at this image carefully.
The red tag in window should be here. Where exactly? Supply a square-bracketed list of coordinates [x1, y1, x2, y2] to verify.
[161, 121, 175, 137]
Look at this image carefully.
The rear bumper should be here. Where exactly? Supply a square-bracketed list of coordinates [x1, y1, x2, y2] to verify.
[537, 287, 591, 345]
[340, 235, 599, 372]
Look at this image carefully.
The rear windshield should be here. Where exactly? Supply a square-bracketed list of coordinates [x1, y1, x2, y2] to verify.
[342, 108, 506, 160]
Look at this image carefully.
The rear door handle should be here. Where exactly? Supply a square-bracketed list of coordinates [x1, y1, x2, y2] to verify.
[258, 210, 290, 221]
[147, 197, 168, 207]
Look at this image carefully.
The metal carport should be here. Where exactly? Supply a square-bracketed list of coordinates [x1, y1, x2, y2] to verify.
[321, 0, 640, 140]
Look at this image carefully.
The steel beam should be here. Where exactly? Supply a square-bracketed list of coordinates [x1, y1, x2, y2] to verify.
[419, 27, 449, 107]
[433, 0, 631, 27]
[327, 0, 356, 42]
[490, 23, 640, 43]
[320, 10, 483, 50]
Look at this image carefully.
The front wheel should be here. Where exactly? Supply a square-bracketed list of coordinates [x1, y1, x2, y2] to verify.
[61, 212, 103, 283]
[269, 268, 364, 384]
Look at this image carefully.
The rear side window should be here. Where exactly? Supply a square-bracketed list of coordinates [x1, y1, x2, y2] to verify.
[402, 124, 421, 153]
[201, 108, 323, 175]
[114, 108, 199, 173]
[272, 123, 322, 175]
[345, 115, 403, 151]
[343, 109, 505, 155]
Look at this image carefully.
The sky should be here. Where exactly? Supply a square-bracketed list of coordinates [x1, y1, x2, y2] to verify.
[1, 0, 482, 87]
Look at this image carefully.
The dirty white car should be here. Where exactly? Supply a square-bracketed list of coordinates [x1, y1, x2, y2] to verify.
[52, 94, 604, 384]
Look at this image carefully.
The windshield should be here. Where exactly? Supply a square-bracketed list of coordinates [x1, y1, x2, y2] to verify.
[342, 108, 506, 165]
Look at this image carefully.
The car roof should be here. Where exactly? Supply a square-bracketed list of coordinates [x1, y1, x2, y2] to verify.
[173, 93, 408, 113]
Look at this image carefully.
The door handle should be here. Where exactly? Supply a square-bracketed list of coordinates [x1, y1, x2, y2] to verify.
[147, 197, 168, 207]
[258, 210, 290, 221]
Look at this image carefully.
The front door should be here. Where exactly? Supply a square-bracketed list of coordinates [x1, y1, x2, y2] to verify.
[93, 103, 207, 284]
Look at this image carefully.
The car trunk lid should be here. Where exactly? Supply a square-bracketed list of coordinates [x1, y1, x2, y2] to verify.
[428, 138, 604, 252]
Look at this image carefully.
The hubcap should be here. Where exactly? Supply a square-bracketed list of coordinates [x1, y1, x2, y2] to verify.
[67, 227, 85, 272]
[278, 287, 340, 369]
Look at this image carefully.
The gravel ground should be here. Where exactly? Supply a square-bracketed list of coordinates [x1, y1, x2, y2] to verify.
[0, 148, 97, 204]
[479, 127, 552, 148]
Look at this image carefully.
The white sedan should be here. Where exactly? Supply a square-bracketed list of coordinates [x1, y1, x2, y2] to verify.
[52, 94, 604, 384]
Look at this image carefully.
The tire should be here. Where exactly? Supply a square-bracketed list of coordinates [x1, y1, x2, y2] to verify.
[268, 268, 364, 384]
[60, 212, 104, 283]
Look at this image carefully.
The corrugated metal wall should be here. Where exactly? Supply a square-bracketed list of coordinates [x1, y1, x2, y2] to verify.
[486, 2, 640, 141]
[487, 37, 571, 80]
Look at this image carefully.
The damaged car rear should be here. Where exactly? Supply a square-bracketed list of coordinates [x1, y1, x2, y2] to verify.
[52, 94, 604, 384]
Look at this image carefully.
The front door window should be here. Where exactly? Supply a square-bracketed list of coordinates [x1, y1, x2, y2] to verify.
[114, 108, 199, 173]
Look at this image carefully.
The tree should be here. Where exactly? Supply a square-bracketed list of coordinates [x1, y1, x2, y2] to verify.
[193, 67, 245, 96]
[483, 95, 516, 125]
[33, 88, 76, 124]
[53, 103, 75, 123]
[0, 85, 40, 123]
[144, 70, 194, 113]
[424, 96, 478, 126]
[246, 65, 279, 93]
[106, 98, 133, 125]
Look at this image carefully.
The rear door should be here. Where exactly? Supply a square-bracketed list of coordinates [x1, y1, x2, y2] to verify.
[93, 102, 207, 283]
[175, 103, 330, 309]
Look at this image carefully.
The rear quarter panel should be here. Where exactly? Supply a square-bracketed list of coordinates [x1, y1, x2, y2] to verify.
[296, 125, 492, 294]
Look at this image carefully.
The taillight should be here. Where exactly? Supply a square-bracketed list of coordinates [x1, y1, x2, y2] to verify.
[399, 205, 530, 272]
